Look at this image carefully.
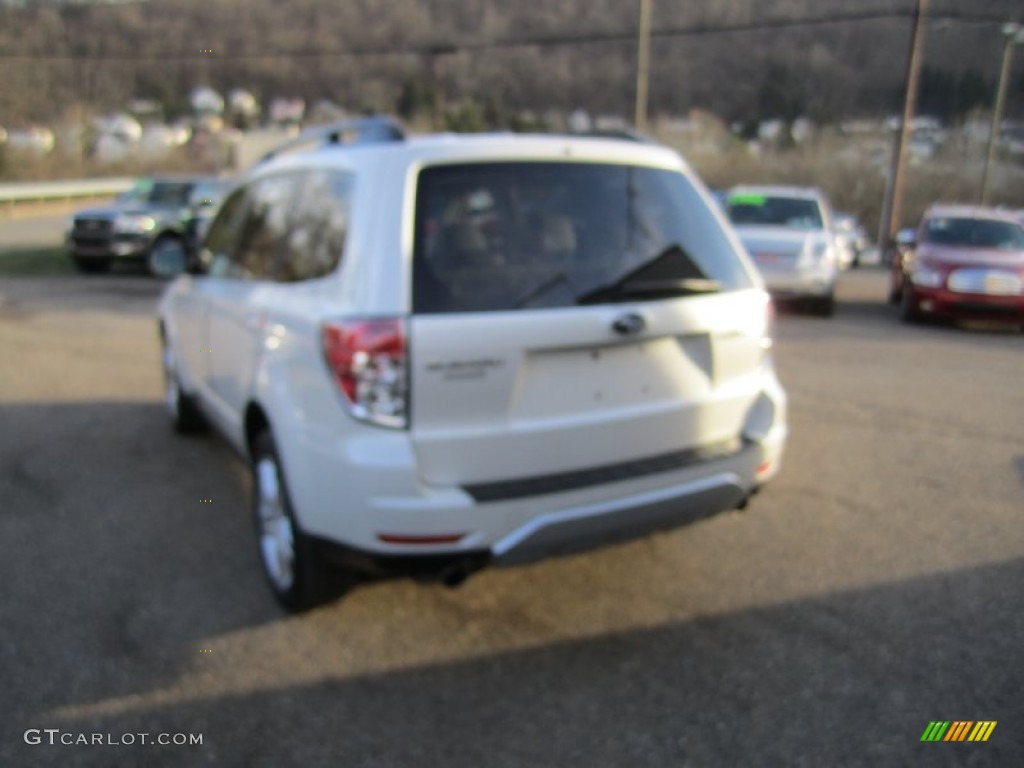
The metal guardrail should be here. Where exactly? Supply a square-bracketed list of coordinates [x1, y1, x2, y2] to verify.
[0, 178, 136, 206]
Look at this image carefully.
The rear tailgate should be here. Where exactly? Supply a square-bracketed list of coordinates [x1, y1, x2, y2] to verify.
[407, 157, 767, 490]
[410, 291, 768, 487]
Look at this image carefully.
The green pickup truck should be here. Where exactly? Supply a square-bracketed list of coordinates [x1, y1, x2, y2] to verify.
[67, 176, 228, 274]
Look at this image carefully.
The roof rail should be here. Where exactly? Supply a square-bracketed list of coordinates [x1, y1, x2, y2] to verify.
[259, 116, 406, 163]
[572, 127, 659, 144]
[547, 127, 661, 145]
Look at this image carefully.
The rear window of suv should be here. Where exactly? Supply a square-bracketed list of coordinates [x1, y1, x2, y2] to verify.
[413, 162, 753, 313]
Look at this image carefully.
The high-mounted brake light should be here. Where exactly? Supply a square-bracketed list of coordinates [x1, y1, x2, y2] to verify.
[322, 318, 407, 428]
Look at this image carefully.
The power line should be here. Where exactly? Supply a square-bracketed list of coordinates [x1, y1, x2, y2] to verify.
[0, 9, 1014, 61]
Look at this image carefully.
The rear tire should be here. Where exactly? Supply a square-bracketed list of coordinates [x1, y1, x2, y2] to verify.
[807, 295, 835, 317]
[899, 287, 920, 324]
[252, 431, 342, 612]
[148, 235, 185, 277]
[74, 257, 111, 274]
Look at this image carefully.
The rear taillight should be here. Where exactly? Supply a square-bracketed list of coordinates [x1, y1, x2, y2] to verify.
[322, 318, 407, 428]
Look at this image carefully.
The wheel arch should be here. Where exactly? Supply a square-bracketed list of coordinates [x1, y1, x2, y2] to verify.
[153, 228, 185, 243]
[244, 401, 272, 462]
[244, 399, 316, 534]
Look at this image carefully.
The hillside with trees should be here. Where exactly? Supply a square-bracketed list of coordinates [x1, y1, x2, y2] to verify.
[1, 0, 1021, 129]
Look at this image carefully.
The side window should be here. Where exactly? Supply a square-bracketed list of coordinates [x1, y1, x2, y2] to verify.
[233, 173, 299, 280]
[202, 187, 251, 278]
[279, 170, 354, 282]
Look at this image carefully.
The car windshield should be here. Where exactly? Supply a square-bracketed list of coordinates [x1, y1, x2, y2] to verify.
[922, 217, 1024, 250]
[188, 180, 227, 207]
[726, 193, 824, 230]
[118, 179, 194, 207]
[412, 161, 753, 313]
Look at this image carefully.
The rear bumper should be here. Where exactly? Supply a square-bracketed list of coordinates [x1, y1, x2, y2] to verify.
[906, 285, 1024, 321]
[491, 465, 751, 565]
[310, 459, 756, 581]
[294, 426, 784, 573]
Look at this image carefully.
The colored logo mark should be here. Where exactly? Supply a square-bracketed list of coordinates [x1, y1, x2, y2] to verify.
[921, 721, 996, 742]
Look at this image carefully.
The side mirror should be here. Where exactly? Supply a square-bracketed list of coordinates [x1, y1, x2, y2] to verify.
[895, 228, 917, 249]
[149, 238, 190, 278]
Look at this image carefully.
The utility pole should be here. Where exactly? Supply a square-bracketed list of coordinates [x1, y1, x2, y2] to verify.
[980, 23, 1024, 205]
[634, 0, 653, 131]
[877, 0, 929, 256]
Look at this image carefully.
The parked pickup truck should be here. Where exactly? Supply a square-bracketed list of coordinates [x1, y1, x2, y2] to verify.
[67, 176, 228, 274]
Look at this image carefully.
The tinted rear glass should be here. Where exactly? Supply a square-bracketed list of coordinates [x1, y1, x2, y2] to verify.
[413, 162, 752, 313]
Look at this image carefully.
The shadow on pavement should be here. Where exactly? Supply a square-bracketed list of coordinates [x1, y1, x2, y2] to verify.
[2, 400, 1021, 768]
[6, 557, 1021, 767]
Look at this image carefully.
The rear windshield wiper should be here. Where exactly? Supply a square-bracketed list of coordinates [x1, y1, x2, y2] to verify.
[576, 243, 721, 305]
[514, 270, 570, 308]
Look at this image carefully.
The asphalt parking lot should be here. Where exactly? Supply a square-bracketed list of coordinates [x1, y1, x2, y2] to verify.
[1, 263, 1022, 767]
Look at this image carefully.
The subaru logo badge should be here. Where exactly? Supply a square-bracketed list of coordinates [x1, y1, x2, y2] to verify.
[612, 312, 645, 336]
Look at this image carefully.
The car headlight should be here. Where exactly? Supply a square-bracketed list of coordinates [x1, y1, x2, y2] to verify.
[114, 214, 157, 234]
[911, 264, 943, 288]
[801, 241, 834, 267]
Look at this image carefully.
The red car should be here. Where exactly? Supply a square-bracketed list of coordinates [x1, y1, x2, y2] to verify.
[891, 205, 1024, 325]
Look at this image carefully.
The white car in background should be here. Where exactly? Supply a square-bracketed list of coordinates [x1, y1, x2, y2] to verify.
[155, 118, 788, 611]
[833, 211, 870, 268]
[726, 185, 840, 316]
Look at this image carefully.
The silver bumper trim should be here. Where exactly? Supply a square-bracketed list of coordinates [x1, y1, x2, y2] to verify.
[492, 471, 748, 565]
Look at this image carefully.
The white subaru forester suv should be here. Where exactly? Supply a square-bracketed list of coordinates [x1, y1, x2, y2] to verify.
[155, 118, 788, 611]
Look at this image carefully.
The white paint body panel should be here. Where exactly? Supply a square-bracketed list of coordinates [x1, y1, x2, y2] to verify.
[158, 133, 788, 560]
